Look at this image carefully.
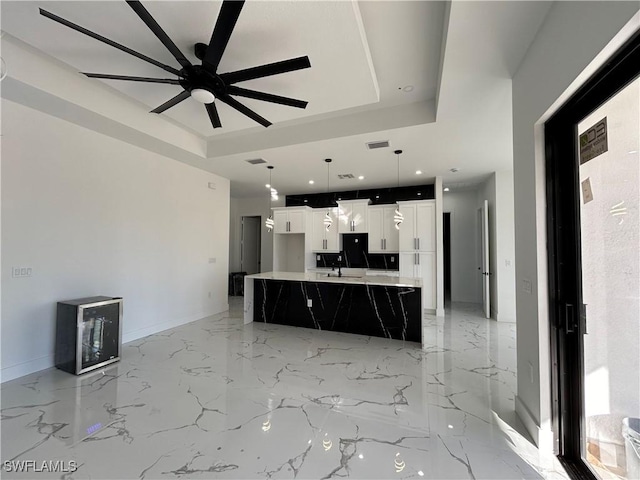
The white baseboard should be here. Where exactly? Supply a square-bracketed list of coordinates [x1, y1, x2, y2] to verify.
[1, 354, 55, 383]
[1, 304, 230, 384]
[497, 313, 516, 323]
[515, 395, 554, 453]
[121, 306, 228, 344]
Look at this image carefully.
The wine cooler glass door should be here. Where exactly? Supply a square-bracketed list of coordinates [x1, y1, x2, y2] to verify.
[80, 302, 120, 370]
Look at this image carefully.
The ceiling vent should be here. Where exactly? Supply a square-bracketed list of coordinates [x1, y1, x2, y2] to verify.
[245, 158, 267, 165]
[366, 140, 390, 150]
[337, 174, 356, 179]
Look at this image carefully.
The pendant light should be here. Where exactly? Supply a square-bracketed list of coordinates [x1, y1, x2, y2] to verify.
[265, 166, 275, 232]
[324, 159, 333, 231]
[394, 150, 404, 230]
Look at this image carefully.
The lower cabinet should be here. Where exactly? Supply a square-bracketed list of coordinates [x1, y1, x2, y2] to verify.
[400, 252, 436, 310]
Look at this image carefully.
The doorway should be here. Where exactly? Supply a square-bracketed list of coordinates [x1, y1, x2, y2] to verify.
[241, 216, 261, 274]
[546, 31, 640, 479]
[443, 212, 451, 303]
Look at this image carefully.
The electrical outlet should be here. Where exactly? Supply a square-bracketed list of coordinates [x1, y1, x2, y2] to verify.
[307, 299, 313, 308]
[208, 182, 216, 190]
[12, 267, 32, 278]
[522, 278, 532, 294]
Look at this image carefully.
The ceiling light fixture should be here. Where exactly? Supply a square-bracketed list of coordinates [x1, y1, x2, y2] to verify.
[415, 170, 422, 175]
[358, 175, 364, 180]
[265, 166, 275, 232]
[324, 159, 333, 231]
[450, 167, 460, 173]
[190, 88, 215, 104]
[402, 85, 414, 92]
[309, 180, 314, 185]
[394, 150, 404, 230]
[444, 187, 450, 192]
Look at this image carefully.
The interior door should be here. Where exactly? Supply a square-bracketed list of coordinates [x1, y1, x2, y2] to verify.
[241, 216, 261, 274]
[545, 31, 639, 479]
[481, 200, 490, 319]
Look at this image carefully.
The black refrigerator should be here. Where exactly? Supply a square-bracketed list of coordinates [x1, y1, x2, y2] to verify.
[55, 296, 123, 375]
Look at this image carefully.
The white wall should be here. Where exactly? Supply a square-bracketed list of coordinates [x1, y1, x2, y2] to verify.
[1, 99, 230, 382]
[512, 2, 639, 449]
[443, 189, 480, 303]
[229, 195, 284, 276]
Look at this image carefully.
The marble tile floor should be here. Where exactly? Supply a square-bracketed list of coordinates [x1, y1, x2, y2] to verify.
[1, 299, 569, 479]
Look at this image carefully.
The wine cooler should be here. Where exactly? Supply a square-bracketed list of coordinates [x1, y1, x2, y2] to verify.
[55, 296, 123, 375]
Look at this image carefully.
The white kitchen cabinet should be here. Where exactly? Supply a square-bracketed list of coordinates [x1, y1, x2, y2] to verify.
[272, 207, 309, 234]
[400, 252, 436, 310]
[311, 208, 340, 252]
[337, 200, 370, 233]
[368, 205, 400, 253]
[397, 200, 435, 252]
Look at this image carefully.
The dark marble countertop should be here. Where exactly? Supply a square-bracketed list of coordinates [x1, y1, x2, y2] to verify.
[245, 271, 421, 288]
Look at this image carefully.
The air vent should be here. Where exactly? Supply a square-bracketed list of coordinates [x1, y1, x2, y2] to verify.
[245, 158, 267, 165]
[366, 140, 390, 150]
[337, 174, 355, 179]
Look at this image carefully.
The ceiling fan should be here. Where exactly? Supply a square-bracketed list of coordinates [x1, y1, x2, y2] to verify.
[39, 1, 311, 129]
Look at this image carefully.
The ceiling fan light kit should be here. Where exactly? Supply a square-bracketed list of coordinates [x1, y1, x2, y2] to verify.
[40, 0, 311, 130]
[190, 88, 216, 104]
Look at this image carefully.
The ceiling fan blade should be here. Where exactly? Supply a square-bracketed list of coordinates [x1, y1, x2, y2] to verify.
[39, 8, 181, 76]
[151, 90, 191, 114]
[221, 56, 311, 85]
[206, 103, 222, 129]
[227, 86, 307, 109]
[126, 1, 192, 69]
[202, 0, 245, 72]
[83, 73, 181, 85]
[218, 94, 271, 128]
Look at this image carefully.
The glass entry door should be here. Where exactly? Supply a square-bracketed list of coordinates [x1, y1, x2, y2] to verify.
[546, 31, 640, 479]
[578, 77, 640, 480]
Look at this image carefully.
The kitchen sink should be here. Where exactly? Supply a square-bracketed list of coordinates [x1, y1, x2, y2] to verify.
[326, 274, 362, 279]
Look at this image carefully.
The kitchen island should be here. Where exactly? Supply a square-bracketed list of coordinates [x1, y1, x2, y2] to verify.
[244, 272, 422, 343]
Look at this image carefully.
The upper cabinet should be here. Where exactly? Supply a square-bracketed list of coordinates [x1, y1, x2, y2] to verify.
[311, 208, 340, 252]
[338, 199, 370, 233]
[272, 207, 310, 234]
[368, 205, 400, 253]
[397, 200, 435, 252]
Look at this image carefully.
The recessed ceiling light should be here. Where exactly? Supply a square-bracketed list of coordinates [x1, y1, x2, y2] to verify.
[629, 150, 638, 154]
[402, 85, 414, 92]
[358, 175, 364, 180]
[415, 170, 422, 175]
[450, 167, 460, 173]
[265, 184, 270, 188]
[308, 180, 314, 184]
[444, 187, 450, 192]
